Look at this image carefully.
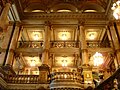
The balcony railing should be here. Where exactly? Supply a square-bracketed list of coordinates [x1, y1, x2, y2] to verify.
[95, 68, 120, 90]
[17, 41, 112, 49]
[50, 72, 82, 82]
[17, 41, 43, 48]
[50, 41, 80, 48]
[87, 41, 112, 48]
[5, 75, 39, 84]
[50, 72, 84, 89]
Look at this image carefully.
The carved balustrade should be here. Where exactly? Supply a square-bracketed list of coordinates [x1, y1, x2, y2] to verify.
[6, 75, 39, 84]
[50, 72, 84, 90]
[95, 68, 120, 90]
[50, 41, 80, 48]
[17, 41, 43, 48]
[87, 41, 111, 48]
[0, 67, 6, 79]
[50, 72, 83, 83]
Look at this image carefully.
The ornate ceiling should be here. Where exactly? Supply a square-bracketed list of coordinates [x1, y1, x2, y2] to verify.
[14, 0, 109, 13]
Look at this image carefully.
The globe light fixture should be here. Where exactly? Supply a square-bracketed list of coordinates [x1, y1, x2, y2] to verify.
[93, 52, 104, 66]
[111, 0, 120, 20]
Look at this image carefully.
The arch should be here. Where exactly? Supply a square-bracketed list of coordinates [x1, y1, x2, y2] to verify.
[81, 2, 105, 12]
[24, 3, 45, 12]
[51, 3, 78, 12]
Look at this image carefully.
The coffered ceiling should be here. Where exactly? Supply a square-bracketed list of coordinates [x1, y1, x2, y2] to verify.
[12, 0, 113, 74]
[21, 27, 44, 41]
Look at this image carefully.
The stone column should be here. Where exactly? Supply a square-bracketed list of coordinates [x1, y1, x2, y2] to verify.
[38, 21, 51, 83]
[42, 21, 51, 65]
[79, 22, 89, 65]
[5, 22, 21, 66]
[108, 22, 120, 68]
[79, 21, 94, 88]
[0, 22, 14, 66]
[0, 3, 11, 31]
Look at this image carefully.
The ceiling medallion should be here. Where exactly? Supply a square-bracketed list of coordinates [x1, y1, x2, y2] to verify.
[87, 32, 97, 40]
[58, 31, 70, 40]
[30, 60, 36, 67]
[32, 32, 42, 40]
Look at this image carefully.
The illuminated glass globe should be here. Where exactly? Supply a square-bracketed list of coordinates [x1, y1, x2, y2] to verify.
[111, 0, 120, 20]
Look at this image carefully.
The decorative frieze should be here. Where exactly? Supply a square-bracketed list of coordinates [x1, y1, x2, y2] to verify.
[23, 13, 107, 20]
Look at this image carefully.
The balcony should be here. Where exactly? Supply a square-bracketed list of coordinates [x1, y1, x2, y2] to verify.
[86, 41, 112, 48]
[0, 67, 86, 90]
[50, 41, 80, 48]
[17, 41, 43, 48]
[50, 72, 84, 90]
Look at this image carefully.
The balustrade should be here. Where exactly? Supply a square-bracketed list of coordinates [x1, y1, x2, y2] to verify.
[50, 72, 84, 90]
[6, 75, 39, 84]
[0, 67, 6, 79]
[50, 72, 83, 83]
[17, 41, 112, 48]
[95, 68, 120, 90]
[50, 41, 80, 48]
[17, 41, 43, 48]
[87, 41, 111, 48]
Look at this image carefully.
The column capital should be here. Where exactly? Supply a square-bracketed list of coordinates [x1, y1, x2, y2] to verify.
[8, 21, 22, 26]
[38, 64, 50, 71]
[108, 21, 115, 26]
[9, 21, 15, 26]
[16, 21, 22, 27]
[45, 21, 51, 26]
[78, 20, 85, 26]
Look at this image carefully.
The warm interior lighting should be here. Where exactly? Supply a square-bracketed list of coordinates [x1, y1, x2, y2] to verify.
[32, 32, 40, 40]
[93, 52, 104, 66]
[64, 74, 67, 78]
[62, 60, 67, 67]
[87, 32, 97, 40]
[34, 34, 39, 40]
[30, 60, 36, 66]
[61, 33, 67, 40]
[57, 10, 72, 12]
[84, 10, 97, 12]
[58, 32, 70, 40]
[111, 0, 120, 19]
[89, 33, 95, 40]
[32, 10, 44, 12]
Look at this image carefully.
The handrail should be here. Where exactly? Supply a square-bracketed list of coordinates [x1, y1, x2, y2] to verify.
[50, 72, 83, 83]
[95, 68, 120, 90]
[86, 41, 111, 48]
[5, 75, 39, 84]
[17, 41, 43, 48]
[50, 41, 80, 48]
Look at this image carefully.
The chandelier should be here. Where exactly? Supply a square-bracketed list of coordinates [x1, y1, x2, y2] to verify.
[111, 0, 120, 20]
[93, 52, 104, 66]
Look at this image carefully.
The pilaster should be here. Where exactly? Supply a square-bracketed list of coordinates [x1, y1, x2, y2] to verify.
[39, 21, 51, 83]
[0, 22, 14, 66]
[0, 3, 11, 31]
[5, 22, 21, 66]
[79, 21, 94, 88]
[38, 64, 50, 83]
[108, 21, 120, 67]
[79, 21, 89, 65]
[42, 21, 51, 65]
[82, 66, 94, 88]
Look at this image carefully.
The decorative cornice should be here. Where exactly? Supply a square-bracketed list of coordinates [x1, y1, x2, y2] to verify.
[22, 13, 107, 20]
